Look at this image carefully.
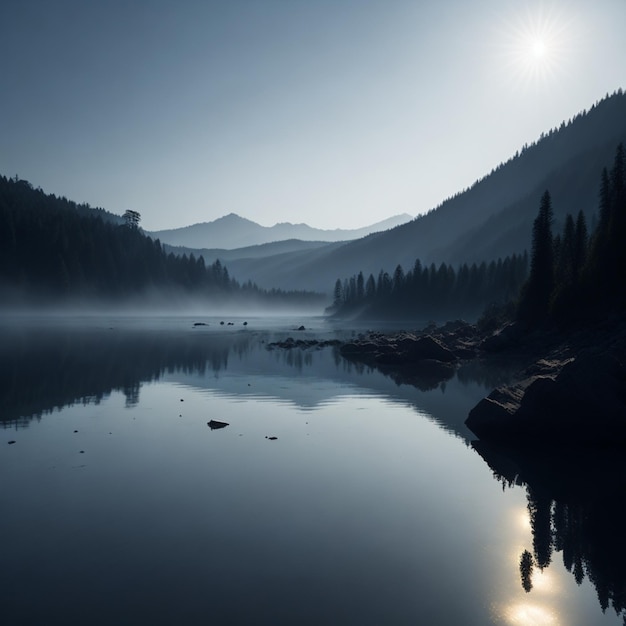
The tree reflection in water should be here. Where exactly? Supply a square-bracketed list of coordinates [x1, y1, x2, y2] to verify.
[520, 549, 534, 593]
[474, 441, 626, 624]
[0, 327, 247, 428]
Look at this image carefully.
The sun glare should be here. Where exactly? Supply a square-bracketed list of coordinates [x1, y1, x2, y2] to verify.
[493, 4, 576, 92]
[531, 38, 547, 59]
[503, 602, 560, 625]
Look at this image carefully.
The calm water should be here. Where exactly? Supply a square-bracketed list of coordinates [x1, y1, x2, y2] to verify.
[1, 316, 623, 625]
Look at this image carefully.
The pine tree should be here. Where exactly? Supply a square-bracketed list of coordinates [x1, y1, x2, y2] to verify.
[333, 279, 343, 308]
[365, 274, 376, 300]
[356, 271, 365, 300]
[555, 214, 576, 287]
[586, 143, 626, 307]
[518, 191, 554, 323]
[572, 211, 588, 281]
[123, 209, 141, 229]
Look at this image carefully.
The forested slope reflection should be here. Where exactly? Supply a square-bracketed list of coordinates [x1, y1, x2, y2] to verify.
[0, 328, 248, 428]
[1, 326, 511, 442]
[475, 442, 626, 624]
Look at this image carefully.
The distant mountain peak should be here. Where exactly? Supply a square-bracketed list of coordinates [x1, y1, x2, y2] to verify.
[215, 212, 252, 223]
[151, 213, 413, 250]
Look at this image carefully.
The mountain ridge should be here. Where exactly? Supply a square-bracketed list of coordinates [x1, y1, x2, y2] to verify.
[150, 213, 413, 250]
[206, 90, 626, 293]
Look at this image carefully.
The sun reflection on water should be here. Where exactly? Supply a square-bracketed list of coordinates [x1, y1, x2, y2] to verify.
[530, 569, 558, 594]
[516, 507, 531, 531]
[492, 506, 564, 625]
[501, 602, 560, 625]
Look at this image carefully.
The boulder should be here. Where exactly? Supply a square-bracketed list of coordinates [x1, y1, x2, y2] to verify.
[467, 346, 626, 446]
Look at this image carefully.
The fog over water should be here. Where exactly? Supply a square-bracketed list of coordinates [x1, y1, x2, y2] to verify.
[0, 292, 331, 320]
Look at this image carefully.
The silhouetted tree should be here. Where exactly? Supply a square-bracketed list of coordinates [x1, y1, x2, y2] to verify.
[520, 550, 534, 593]
[0, 175, 324, 308]
[123, 209, 141, 229]
[518, 191, 554, 323]
[356, 271, 365, 300]
[333, 279, 343, 308]
[331, 253, 527, 321]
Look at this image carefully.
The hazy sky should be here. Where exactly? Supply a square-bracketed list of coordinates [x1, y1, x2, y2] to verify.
[2, 0, 625, 231]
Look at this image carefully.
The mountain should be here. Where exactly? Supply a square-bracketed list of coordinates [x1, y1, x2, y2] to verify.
[207, 90, 626, 294]
[150, 213, 413, 250]
[5, 90, 625, 305]
[0, 176, 234, 303]
[162, 238, 339, 264]
[0, 176, 325, 309]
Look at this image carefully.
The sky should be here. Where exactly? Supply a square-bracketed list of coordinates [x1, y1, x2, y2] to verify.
[1, 0, 625, 232]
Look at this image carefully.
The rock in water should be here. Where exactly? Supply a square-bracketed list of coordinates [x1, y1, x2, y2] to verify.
[207, 420, 229, 430]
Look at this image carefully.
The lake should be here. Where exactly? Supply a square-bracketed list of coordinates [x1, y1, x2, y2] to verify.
[1, 315, 624, 625]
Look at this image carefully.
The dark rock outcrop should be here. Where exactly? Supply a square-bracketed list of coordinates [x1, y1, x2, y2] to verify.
[466, 319, 626, 447]
[266, 338, 341, 350]
[338, 329, 471, 391]
[340, 333, 457, 366]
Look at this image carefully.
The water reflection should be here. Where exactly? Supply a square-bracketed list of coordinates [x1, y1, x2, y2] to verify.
[0, 326, 244, 427]
[2, 321, 623, 625]
[0, 324, 498, 444]
[520, 549, 534, 592]
[501, 602, 560, 625]
[475, 441, 626, 625]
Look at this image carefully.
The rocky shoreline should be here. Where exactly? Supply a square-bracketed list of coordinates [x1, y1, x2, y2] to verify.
[467, 315, 626, 447]
[268, 315, 626, 448]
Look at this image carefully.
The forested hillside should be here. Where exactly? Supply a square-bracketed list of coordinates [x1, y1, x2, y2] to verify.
[518, 143, 626, 324]
[224, 90, 626, 294]
[330, 142, 626, 324]
[163, 239, 340, 265]
[0, 176, 323, 308]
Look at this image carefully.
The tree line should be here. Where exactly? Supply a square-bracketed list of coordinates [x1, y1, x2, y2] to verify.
[518, 143, 626, 324]
[330, 142, 626, 325]
[329, 253, 528, 321]
[0, 175, 323, 307]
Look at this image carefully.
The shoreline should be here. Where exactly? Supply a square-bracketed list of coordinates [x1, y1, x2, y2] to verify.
[272, 313, 626, 449]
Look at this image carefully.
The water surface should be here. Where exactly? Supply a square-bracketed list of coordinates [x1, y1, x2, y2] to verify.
[1, 316, 622, 625]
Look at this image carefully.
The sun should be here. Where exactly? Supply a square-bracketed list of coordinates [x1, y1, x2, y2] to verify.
[530, 38, 547, 60]
[513, 20, 561, 82]
[522, 31, 554, 67]
[493, 5, 575, 91]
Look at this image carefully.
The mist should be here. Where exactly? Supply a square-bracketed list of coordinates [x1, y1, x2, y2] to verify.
[0, 285, 330, 324]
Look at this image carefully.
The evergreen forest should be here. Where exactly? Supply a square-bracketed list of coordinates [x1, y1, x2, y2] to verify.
[518, 142, 626, 324]
[328, 254, 528, 322]
[0, 175, 323, 308]
[330, 143, 626, 326]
